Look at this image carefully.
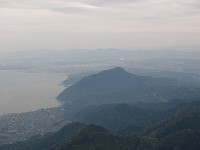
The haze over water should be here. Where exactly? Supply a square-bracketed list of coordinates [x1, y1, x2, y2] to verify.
[0, 70, 66, 115]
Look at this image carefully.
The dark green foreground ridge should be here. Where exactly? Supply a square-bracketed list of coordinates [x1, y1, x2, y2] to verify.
[1, 101, 200, 150]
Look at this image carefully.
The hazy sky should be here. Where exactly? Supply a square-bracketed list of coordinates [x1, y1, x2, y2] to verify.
[0, 0, 200, 52]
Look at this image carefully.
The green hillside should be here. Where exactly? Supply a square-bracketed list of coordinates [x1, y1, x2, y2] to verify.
[71, 103, 165, 134]
[55, 124, 159, 150]
[142, 101, 200, 138]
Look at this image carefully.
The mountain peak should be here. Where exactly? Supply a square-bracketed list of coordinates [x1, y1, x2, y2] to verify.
[109, 67, 126, 72]
[80, 124, 109, 134]
[99, 67, 127, 75]
[95, 67, 131, 79]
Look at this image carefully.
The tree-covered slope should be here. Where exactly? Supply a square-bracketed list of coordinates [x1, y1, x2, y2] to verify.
[160, 129, 200, 150]
[71, 103, 165, 134]
[52, 125, 200, 150]
[55, 124, 159, 150]
[2, 112, 200, 150]
[142, 101, 200, 138]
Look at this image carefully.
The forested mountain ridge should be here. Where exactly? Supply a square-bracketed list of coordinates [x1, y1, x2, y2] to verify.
[142, 101, 200, 138]
[70, 103, 166, 134]
[2, 123, 200, 150]
[1, 101, 200, 150]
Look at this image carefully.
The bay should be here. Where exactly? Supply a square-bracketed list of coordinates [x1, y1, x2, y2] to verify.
[0, 70, 66, 115]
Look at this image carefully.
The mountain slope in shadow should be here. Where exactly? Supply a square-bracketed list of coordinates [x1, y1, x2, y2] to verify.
[57, 67, 187, 105]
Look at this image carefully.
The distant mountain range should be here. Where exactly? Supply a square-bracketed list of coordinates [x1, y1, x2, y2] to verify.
[4, 49, 200, 60]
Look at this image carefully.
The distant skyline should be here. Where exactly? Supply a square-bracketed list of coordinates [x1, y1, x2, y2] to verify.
[0, 0, 200, 52]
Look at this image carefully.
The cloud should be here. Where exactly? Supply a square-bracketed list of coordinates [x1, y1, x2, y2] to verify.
[0, 0, 199, 17]
[0, 0, 200, 52]
[1, 0, 200, 27]
[47, 1, 100, 14]
[79, 0, 139, 6]
[0, 0, 141, 11]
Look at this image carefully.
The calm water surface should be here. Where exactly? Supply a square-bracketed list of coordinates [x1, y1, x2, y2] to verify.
[0, 70, 66, 115]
